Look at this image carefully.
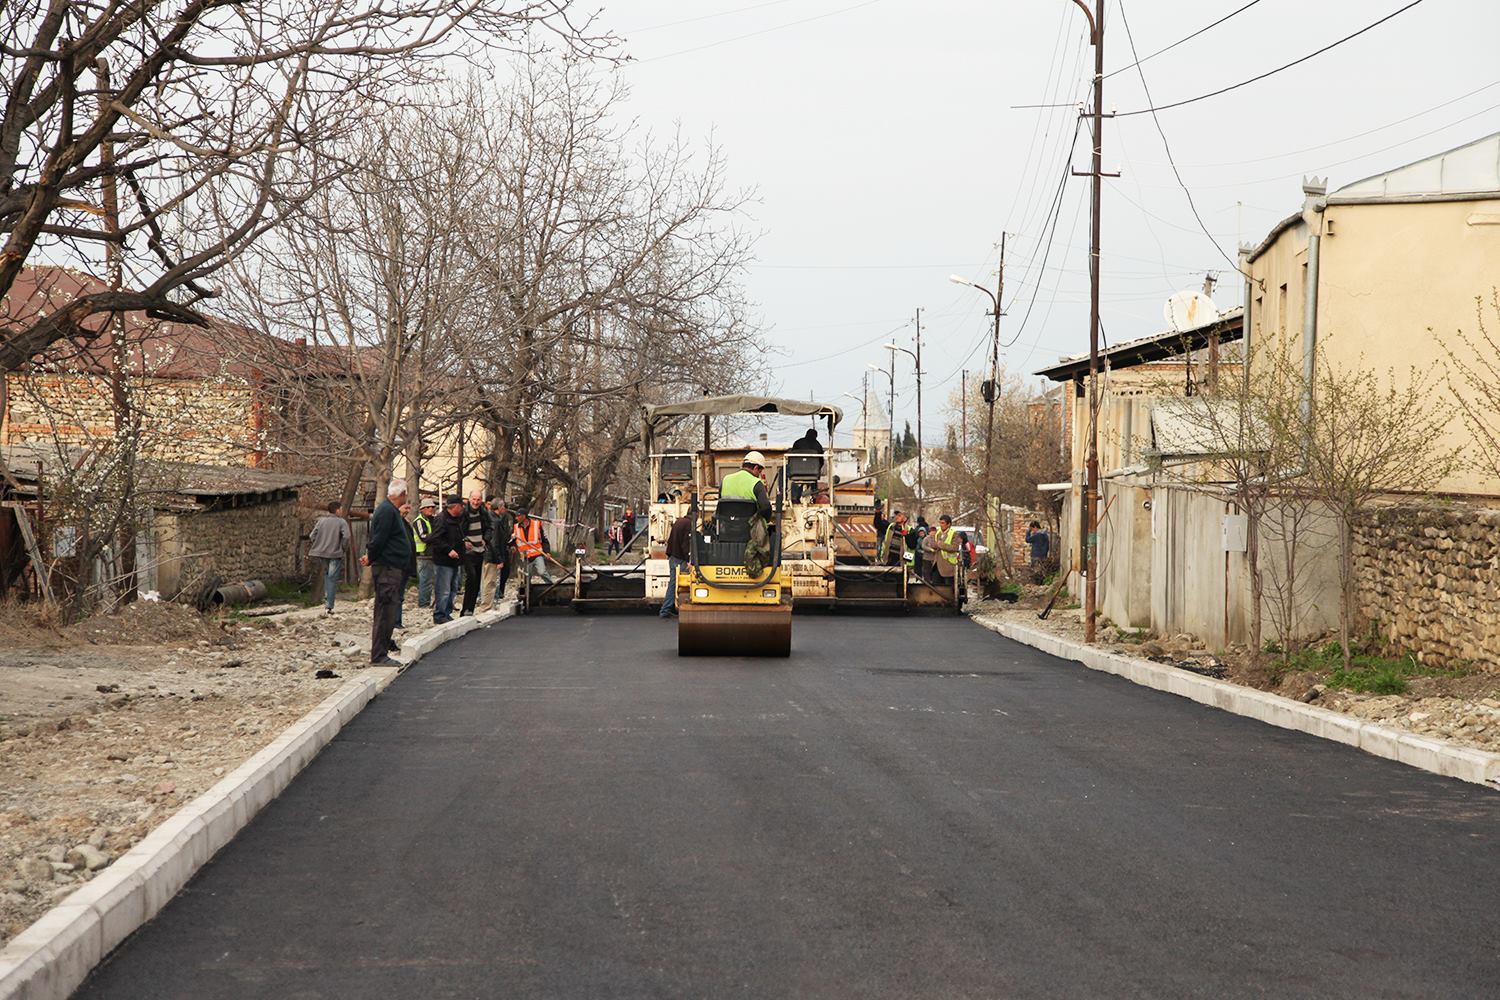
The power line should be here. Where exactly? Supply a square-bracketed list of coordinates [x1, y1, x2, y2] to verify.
[1117, 0, 1244, 275]
[1115, 0, 1428, 117]
[1102, 0, 1266, 79]
[1137, 78, 1500, 169]
[624, 0, 800, 34]
[768, 320, 908, 370]
[628, 0, 887, 64]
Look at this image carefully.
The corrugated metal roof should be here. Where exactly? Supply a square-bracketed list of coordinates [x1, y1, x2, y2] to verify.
[1333, 130, 1500, 201]
[1, 446, 312, 497]
[1035, 307, 1243, 382]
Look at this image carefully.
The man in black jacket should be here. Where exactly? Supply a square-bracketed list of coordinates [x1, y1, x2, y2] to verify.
[428, 495, 466, 624]
[482, 499, 515, 611]
[361, 480, 413, 665]
[459, 490, 492, 617]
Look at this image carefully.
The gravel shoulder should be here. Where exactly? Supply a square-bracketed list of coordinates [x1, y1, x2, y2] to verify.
[968, 596, 1500, 755]
[0, 591, 445, 944]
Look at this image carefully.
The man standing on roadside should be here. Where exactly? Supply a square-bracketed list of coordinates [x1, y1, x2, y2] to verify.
[428, 495, 466, 624]
[660, 507, 693, 619]
[414, 497, 437, 608]
[395, 501, 417, 631]
[360, 480, 412, 666]
[459, 490, 491, 617]
[482, 498, 515, 611]
[307, 500, 350, 616]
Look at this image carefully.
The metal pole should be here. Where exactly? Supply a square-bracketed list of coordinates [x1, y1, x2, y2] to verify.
[961, 371, 967, 449]
[914, 307, 924, 512]
[981, 233, 1005, 552]
[1083, 0, 1104, 644]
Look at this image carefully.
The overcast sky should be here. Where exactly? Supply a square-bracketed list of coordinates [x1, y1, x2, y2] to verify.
[592, 0, 1498, 443]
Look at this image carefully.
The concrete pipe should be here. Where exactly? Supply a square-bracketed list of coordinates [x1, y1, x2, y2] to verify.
[211, 579, 268, 607]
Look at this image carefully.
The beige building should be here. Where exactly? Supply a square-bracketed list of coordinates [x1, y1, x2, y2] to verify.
[1244, 131, 1500, 497]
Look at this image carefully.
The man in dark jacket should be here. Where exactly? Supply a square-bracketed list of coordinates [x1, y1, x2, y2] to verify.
[660, 510, 694, 619]
[394, 501, 418, 630]
[482, 499, 515, 611]
[428, 495, 466, 624]
[361, 480, 413, 665]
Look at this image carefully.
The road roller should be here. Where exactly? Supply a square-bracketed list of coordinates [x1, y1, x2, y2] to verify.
[677, 495, 792, 657]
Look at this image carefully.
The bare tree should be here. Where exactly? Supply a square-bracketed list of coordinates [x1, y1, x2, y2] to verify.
[1440, 289, 1500, 479]
[1301, 354, 1460, 670]
[0, 0, 611, 371]
[457, 61, 766, 519]
[223, 100, 489, 513]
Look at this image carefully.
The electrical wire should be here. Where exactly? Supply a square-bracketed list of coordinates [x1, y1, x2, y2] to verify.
[628, 0, 887, 64]
[1102, 0, 1266, 80]
[624, 0, 801, 34]
[1138, 78, 1500, 170]
[1116, 0, 1245, 276]
[768, 320, 909, 370]
[1115, 0, 1428, 117]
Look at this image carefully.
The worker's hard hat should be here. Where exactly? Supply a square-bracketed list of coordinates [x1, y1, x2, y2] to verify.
[743, 450, 766, 467]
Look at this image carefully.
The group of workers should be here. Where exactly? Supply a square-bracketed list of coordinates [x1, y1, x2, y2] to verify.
[875, 507, 966, 588]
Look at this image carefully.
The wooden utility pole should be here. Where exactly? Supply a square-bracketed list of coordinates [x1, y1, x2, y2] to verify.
[1068, 0, 1113, 644]
[914, 307, 924, 510]
[981, 234, 1006, 550]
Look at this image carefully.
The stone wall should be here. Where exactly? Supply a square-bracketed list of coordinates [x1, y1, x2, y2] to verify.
[1354, 503, 1500, 671]
[3, 373, 259, 466]
[155, 497, 302, 598]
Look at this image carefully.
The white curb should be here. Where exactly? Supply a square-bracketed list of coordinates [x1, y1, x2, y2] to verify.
[971, 615, 1500, 791]
[0, 600, 517, 1000]
[396, 600, 516, 669]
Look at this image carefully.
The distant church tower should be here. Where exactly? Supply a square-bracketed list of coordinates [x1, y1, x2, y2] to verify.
[853, 395, 891, 472]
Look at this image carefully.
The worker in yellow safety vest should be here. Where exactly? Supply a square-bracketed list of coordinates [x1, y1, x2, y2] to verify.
[719, 451, 773, 521]
[512, 509, 552, 583]
[925, 513, 963, 586]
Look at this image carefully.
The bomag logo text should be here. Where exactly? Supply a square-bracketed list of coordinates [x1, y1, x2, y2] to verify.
[711, 566, 752, 579]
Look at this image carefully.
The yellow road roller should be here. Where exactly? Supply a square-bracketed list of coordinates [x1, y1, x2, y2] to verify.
[677, 495, 792, 657]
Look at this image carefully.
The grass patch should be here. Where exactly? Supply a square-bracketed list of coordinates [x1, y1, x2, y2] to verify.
[1279, 639, 1473, 695]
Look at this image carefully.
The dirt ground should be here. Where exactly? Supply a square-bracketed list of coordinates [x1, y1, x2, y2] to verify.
[0, 592, 437, 945]
[968, 595, 1500, 754]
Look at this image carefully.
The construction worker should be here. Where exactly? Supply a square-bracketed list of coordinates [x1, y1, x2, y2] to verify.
[926, 513, 963, 589]
[720, 450, 773, 521]
[513, 509, 552, 583]
[879, 509, 908, 566]
[413, 497, 437, 608]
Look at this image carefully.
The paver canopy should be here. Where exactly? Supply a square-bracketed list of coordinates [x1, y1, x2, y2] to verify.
[643, 395, 842, 431]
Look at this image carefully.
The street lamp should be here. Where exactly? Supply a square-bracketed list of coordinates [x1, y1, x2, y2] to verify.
[948, 242, 1006, 550]
[883, 340, 923, 510]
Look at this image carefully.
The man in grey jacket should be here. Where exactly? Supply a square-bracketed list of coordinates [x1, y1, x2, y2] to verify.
[307, 501, 350, 615]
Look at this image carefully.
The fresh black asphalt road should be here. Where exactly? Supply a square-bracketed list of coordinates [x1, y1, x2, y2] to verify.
[77, 615, 1500, 999]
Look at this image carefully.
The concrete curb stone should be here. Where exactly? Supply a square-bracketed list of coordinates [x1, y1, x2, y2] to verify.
[0, 600, 517, 1000]
[970, 613, 1500, 791]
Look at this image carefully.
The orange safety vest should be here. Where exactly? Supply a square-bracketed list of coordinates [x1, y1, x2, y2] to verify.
[513, 518, 543, 559]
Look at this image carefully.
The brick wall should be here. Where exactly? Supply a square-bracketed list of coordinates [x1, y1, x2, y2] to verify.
[3, 373, 259, 466]
[1354, 502, 1500, 671]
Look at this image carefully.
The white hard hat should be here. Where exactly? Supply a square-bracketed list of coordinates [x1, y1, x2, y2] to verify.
[743, 450, 767, 467]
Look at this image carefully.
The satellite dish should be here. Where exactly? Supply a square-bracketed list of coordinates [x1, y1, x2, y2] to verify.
[1163, 291, 1219, 331]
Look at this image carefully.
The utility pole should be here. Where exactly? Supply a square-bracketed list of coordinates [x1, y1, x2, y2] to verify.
[1069, 0, 1113, 644]
[914, 307, 924, 510]
[982, 234, 1006, 551]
